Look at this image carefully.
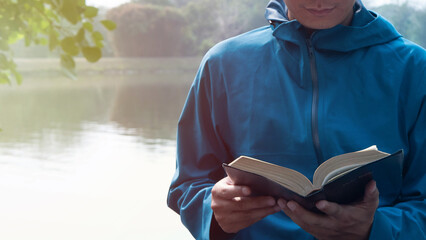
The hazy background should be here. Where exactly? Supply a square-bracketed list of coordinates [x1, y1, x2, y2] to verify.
[12, 0, 426, 58]
[87, 0, 426, 10]
[1, 0, 425, 239]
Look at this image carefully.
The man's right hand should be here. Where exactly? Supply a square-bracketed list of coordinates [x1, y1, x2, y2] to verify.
[211, 176, 281, 233]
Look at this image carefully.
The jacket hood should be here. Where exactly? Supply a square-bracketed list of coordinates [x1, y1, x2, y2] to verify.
[265, 0, 402, 52]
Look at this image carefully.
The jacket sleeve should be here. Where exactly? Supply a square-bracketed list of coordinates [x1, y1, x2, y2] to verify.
[167, 56, 233, 239]
[369, 67, 426, 239]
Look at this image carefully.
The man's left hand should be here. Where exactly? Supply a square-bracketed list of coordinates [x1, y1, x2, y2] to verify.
[278, 180, 379, 240]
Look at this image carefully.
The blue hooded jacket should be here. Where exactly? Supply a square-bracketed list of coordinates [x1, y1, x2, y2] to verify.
[168, 1, 426, 239]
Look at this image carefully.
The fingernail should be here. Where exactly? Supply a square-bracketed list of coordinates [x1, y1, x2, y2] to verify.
[369, 182, 377, 194]
[267, 198, 276, 206]
[287, 202, 296, 212]
[316, 201, 326, 210]
[242, 187, 250, 196]
[277, 199, 286, 209]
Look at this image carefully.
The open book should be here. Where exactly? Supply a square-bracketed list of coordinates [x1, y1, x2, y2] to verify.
[223, 146, 403, 211]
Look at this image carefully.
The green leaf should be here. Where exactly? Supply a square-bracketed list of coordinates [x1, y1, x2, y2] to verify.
[0, 54, 8, 69]
[60, 0, 80, 24]
[24, 33, 32, 46]
[0, 39, 9, 51]
[77, 0, 86, 6]
[95, 41, 104, 48]
[8, 60, 16, 69]
[49, 30, 59, 51]
[38, 38, 48, 45]
[82, 47, 101, 63]
[8, 32, 24, 44]
[40, 19, 50, 30]
[83, 22, 93, 32]
[92, 31, 103, 41]
[101, 20, 117, 31]
[75, 28, 85, 43]
[60, 54, 77, 80]
[92, 31, 104, 48]
[84, 6, 98, 18]
[60, 37, 79, 56]
[33, 1, 44, 12]
[0, 72, 11, 85]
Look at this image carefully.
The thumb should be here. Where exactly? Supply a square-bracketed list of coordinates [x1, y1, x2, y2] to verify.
[363, 180, 379, 207]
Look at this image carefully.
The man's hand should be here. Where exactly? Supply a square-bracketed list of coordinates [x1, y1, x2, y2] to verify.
[278, 180, 379, 240]
[211, 176, 281, 233]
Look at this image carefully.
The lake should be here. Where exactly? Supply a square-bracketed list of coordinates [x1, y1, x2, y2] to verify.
[0, 58, 201, 240]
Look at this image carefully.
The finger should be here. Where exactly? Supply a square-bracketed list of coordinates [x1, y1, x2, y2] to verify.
[212, 181, 251, 199]
[316, 200, 343, 217]
[363, 180, 379, 204]
[279, 200, 338, 238]
[236, 205, 281, 223]
[221, 206, 280, 233]
[279, 200, 325, 227]
[277, 198, 287, 209]
[233, 196, 277, 211]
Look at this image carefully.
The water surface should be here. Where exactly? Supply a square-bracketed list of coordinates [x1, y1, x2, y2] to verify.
[0, 58, 199, 239]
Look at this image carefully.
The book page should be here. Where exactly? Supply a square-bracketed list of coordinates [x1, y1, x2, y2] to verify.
[229, 156, 315, 196]
[321, 163, 363, 185]
[312, 146, 390, 188]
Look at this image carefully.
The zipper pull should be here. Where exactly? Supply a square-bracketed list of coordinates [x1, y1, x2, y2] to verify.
[306, 39, 314, 57]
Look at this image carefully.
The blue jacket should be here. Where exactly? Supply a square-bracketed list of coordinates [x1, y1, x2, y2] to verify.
[168, 1, 426, 239]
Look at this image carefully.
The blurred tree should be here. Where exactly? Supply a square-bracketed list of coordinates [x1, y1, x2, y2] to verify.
[182, 0, 218, 55]
[107, 3, 189, 57]
[108, 0, 426, 57]
[107, 0, 269, 56]
[416, 9, 426, 47]
[0, 0, 116, 84]
[170, 0, 199, 7]
[183, 0, 268, 54]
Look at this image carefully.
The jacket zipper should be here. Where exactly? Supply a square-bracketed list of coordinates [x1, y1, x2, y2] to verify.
[306, 38, 324, 165]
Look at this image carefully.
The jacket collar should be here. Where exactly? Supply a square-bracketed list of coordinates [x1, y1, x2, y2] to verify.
[265, 0, 402, 52]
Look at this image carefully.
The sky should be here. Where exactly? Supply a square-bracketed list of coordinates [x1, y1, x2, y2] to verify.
[86, 0, 130, 8]
[86, 0, 129, 8]
[86, 0, 426, 10]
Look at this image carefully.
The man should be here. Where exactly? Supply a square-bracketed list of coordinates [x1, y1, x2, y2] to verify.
[168, 0, 426, 239]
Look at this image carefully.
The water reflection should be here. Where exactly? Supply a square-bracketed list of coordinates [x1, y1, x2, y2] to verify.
[0, 58, 197, 239]
[110, 83, 190, 142]
[0, 59, 195, 156]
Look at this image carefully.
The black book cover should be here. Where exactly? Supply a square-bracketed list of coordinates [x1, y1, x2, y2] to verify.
[223, 150, 403, 212]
